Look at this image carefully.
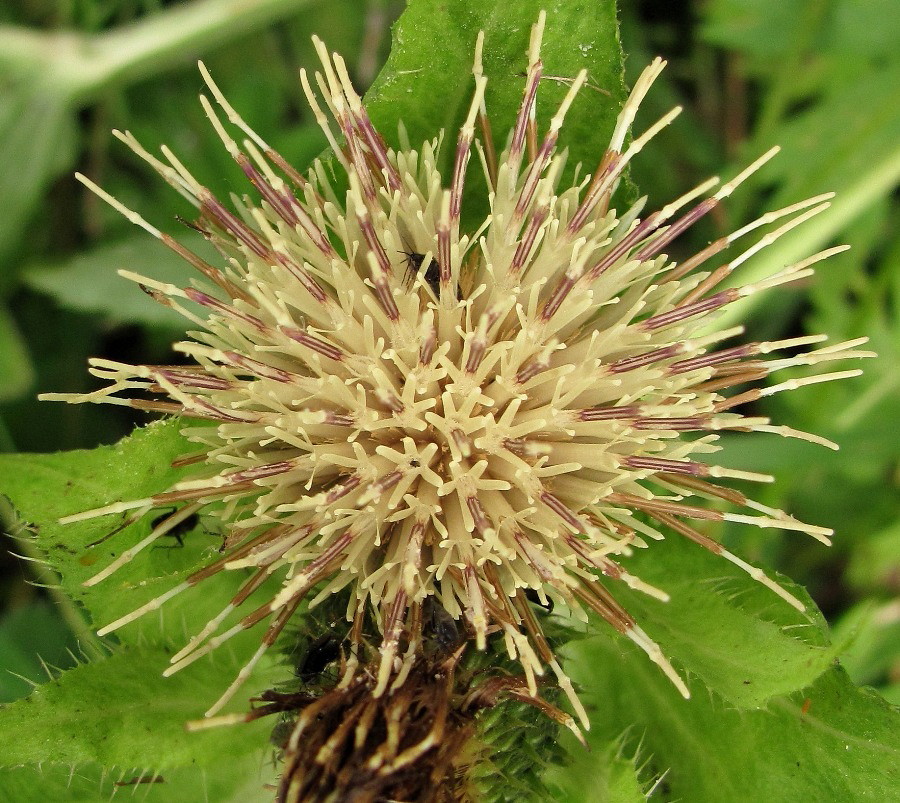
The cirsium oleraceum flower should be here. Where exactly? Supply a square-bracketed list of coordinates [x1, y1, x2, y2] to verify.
[44, 12, 871, 726]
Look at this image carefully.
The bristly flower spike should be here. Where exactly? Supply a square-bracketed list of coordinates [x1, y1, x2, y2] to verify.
[44, 11, 873, 723]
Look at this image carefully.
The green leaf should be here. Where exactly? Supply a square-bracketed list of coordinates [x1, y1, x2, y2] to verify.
[0, 598, 79, 703]
[364, 0, 627, 219]
[846, 519, 900, 598]
[832, 601, 900, 695]
[0, 303, 34, 402]
[0, 419, 240, 648]
[705, 0, 900, 65]
[566, 636, 900, 802]
[0, 74, 77, 272]
[712, 59, 900, 330]
[701, 0, 811, 62]
[0, 645, 277, 775]
[473, 697, 568, 803]
[544, 736, 648, 803]
[603, 532, 838, 707]
[23, 234, 211, 330]
[822, 0, 900, 59]
[767, 60, 900, 208]
[0, 757, 273, 803]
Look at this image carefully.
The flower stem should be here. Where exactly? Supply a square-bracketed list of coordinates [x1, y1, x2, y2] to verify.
[0, 0, 315, 103]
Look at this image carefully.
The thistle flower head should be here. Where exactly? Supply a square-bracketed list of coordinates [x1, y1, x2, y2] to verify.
[45, 12, 872, 724]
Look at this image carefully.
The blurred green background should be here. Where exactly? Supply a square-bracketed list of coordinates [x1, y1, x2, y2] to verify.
[0, 0, 896, 721]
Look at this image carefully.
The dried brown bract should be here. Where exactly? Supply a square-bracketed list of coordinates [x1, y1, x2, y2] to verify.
[243, 646, 562, 803]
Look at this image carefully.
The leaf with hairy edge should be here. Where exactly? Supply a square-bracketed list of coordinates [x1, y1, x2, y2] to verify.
[0, 419, 252, 650]
[0, 599, 80, 703]
[563, 633, 900, 802]
[0, 646, 277, 776]
[363, 0, 628, 224]
[0, 758, 273, 803]
[544, 737, 649, 803]
[603, 532, 840, 708]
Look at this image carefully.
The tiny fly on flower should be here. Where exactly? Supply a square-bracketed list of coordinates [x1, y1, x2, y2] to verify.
[400, 250, 437, 294]
[295, 634, 341, 681]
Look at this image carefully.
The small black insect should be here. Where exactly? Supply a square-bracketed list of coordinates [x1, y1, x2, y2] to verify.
[401, 250, 459, 299]
[424, 596, 460, 651]
[149, 508, 202, 549]
[176, 214, 211, 236]
[295, 634, 341, 681]
[269, 718, 294, 750]
[401, 250, 438, 294]
[524, 587, 554, 614]
[401, 250, 427, 276]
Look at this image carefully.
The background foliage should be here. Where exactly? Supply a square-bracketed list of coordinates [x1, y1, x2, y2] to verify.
[0, 0, 897, 800]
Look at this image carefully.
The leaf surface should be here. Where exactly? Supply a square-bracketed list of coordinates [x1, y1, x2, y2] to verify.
[364, 0, 628, 223]
[23, 236, 211, 330]
[0, 645, 277, 777]
[565, 634, 900, 802]
[0, 419, 247, 649]
[603, 532, 839, 707]
[0, 304, 34, 402]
